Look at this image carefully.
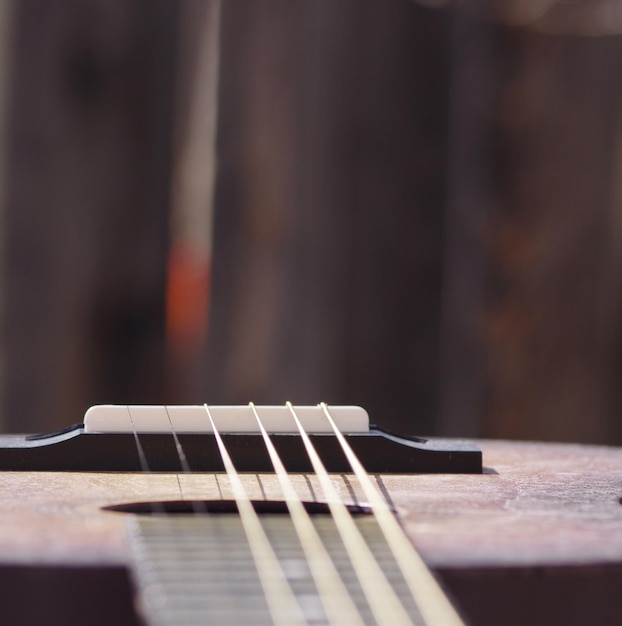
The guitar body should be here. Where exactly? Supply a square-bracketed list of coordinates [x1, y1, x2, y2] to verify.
[0, 439, 620, 625]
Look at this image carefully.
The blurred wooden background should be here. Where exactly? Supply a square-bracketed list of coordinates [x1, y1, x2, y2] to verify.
[1, 0, 621, 444]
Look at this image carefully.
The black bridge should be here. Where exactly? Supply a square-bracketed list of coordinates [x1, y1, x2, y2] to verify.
[0, 425, 481, 473]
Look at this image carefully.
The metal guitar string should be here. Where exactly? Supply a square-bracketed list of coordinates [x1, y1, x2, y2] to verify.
[319, 402, 465, 626]
[284, 402, 416, 626]
[126, 404, 151, 474]
[163, 404, 206, 515]
[163, 404, 193, 474]
[248, 402, 366, 626]
[204, 403, 307, 626]
[126, 405, 165, 515]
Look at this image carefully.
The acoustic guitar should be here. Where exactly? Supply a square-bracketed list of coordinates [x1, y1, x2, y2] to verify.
[0, 403, 619, 626]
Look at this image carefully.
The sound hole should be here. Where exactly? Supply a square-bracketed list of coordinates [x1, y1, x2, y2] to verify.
[103, 499, 372, 515]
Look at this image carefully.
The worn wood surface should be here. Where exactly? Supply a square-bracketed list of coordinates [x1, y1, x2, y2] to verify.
[0, 440, 620, 568]
[207, 0, 450, 436]
[2, 0, 178, 433]
[0, 440, 620, 625]
[206, 3, 622, 447]
[2, 1, 622, 451]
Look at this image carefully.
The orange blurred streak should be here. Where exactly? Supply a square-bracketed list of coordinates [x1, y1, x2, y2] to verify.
[166, 243, 211, 358]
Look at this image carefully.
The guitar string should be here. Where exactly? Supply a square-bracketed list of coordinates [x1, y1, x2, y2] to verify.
[203, 403, 307, 626]
[248, 402, 366, 626]
[319, 402, 465, 626]
[126, 405, 151, 475]
[285, 402, 415, 626]
[163, 404, 207, 514]
[160, 405, 240, 621]
[126, 405, 165, 515]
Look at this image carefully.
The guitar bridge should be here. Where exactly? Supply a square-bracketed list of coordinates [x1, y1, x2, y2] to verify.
[0, 404, 482, 473]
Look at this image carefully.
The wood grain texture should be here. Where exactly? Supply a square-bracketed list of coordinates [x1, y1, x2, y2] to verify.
[484, 28, 622, 445]
[0, 440, 620, 625]
[0, 440, 620, 570]
[206, 4, 622, 448]
[207, 0, 450, 436]
[3, 0, 177, 433]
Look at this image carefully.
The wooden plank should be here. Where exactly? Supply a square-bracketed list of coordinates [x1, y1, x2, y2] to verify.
[484, 28, 622, 444]
[207, 0, 450, 434]
[2, 0, 178, 432]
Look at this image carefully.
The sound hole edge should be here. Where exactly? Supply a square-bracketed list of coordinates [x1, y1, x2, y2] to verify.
[103, 499, 373, 515]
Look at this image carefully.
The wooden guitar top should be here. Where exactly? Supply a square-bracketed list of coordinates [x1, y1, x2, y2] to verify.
[0, 439, 620, 625]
